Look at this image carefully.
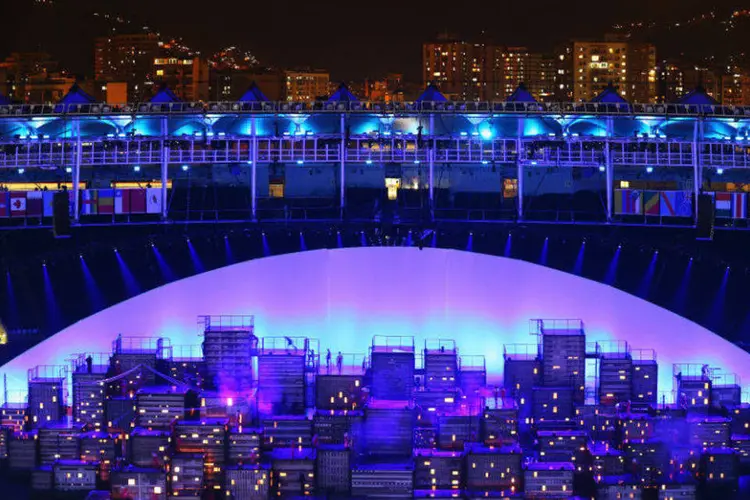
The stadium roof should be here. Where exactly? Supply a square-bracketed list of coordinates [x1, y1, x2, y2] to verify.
[678, 86, 719, 106]
[416, 83, 447, 102]
[506, 83, 537, 103]
[149, 85, 181, 103]
[59, 83, 96, 105]
[592, 83, 629, 104]
[327, 83, 359, 102]
[238, 82, 270, 102]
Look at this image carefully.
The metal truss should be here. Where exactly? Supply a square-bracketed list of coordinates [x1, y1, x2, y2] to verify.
[0, 137, 747, 170]
[2, 100, 750, 118]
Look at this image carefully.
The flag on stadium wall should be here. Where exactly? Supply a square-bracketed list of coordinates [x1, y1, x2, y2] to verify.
[146, 188, 162, 214]
[9, 192, 26, 217]
[42, 191, 55, 217]
[660, 191, 692, 217]
[643, 191, 660, 215]
[0, 192, 8, 217]
[715, 192, 731, 218]
[731, 192, 747, 219]
[659, 191, 676, 216]
[615, 189, 642, 214]
[129, 189, 147, 214]
[26, 191, 43, 217]
[98, 189, 115, 215]
[114, 190, 129, 214]
[81, 189, 98, 215]
[675, 191, 693, 217]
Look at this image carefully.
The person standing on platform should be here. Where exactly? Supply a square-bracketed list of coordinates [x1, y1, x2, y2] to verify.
[326, 349, 332, 373]
[115, 333, 122, 353]
[336, 352, 343, 374]
[285, 336, 296, 355]
[85, 355, 93, 374]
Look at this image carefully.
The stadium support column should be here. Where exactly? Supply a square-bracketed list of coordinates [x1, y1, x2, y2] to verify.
[516, 119, 524, 221]
[429, 114, 435, 213]
[605, 117, 614, 222]
[73, 121, 82, 222]
[251, 116, 257, 221]
[161, 117, 169, 219]
[692, 120, 702, 224]
[340, 113, 346, 218]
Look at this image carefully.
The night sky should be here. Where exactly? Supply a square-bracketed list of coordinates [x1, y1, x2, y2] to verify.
[0, 0, 743, 80]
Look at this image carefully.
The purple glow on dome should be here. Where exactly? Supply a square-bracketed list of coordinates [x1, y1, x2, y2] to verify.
[1, 247, 749, 401]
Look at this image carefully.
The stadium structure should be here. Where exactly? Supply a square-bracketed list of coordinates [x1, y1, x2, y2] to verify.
[0, 82, 749, 229]
[1, 82, 750, 498]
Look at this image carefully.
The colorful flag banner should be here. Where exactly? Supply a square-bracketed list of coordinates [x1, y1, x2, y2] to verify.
[26, 191, 43, 217]
[643, 191, 660, 215]
[715, 192, 731, 218]
[129, 189, 147, 214]
[81, 189, 99, 215]
[146, 188, 162, 214]
[98, 189, 115, 215]
[731, 192, 747, 219]
[0, 192, 8, 217]
[659, 191, 693, 217]
[114, 190, 129, 214]
[9, 192, 26, 217]
[42, 191, 55, 217]
[615, 189, 642, 215]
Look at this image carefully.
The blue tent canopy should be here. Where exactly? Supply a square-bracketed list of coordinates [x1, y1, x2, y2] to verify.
[415, 83, 447, 102]
[592, 83, 629, 104]
[506, 83, 537, 103]
[238, 82, 270, 102]
[0, 92, 11, 105]
[678, 86, 718, 106]
[150, 85, 181, 103]
[59, 83, 96, 105]
[327, 83, 359, 103]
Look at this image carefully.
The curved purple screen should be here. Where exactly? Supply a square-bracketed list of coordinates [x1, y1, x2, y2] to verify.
[1, 248, 748, 401]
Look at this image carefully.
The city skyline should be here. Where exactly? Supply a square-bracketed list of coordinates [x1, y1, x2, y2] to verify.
[1, 0, 748, 82]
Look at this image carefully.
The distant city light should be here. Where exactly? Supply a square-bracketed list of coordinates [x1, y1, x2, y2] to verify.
[646, 166, 654, 173]
[17, 168, 24, 174]
[181, 165, 189, 171]
[717, 168, 724, 175]
[480, 129, 493, 140]
[133, 165, 141, 172]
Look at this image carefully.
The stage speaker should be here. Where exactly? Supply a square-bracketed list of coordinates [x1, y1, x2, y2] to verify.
[696, 193, 714, 240]
[53, 191, 71, 238]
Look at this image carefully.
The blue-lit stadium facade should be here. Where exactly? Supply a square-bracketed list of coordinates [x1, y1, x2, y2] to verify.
[2, 87, 750, 226]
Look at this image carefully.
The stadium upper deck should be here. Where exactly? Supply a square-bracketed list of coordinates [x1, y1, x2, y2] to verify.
[0, 83, 749, 224]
